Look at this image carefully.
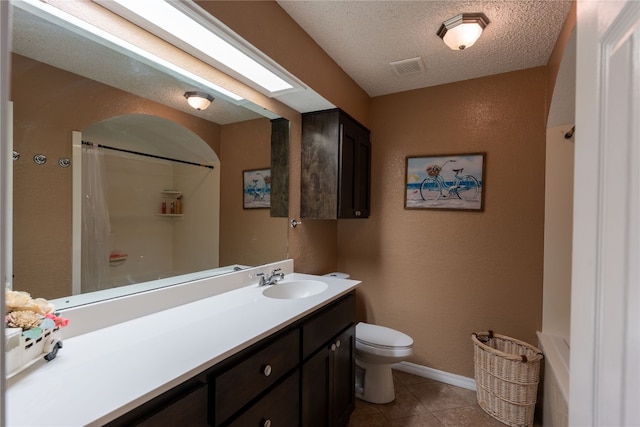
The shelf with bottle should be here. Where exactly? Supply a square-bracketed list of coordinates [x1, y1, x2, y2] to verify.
[109, 251, 128, 266]
[158, 190, 184, 217]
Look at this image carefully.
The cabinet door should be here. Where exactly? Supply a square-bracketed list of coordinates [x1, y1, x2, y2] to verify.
[300, 110, 341, 219]
[301, 325, 356, 427]
[135, 383, 208, 427]
[338, 117, 370, 219]
[301, 345, 331, 427]
[332, 326, 356, 427]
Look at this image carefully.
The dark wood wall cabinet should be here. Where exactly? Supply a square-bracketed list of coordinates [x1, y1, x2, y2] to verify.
[107, 292, 357, 427]
[270, 118, 290, 218]
[301, 109, 371, 219]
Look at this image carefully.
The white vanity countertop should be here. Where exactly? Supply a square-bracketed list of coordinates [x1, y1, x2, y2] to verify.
[6, 273, 360, 426]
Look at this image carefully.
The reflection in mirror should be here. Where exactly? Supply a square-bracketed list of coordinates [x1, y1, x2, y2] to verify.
[9, 1, 289, 306]
[78, 115, 221, 294]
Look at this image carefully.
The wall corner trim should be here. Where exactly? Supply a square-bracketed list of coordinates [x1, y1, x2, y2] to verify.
[392, 361, 477, 391]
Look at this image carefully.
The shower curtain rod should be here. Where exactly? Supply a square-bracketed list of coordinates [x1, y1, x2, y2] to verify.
[81, 140, 215, 169]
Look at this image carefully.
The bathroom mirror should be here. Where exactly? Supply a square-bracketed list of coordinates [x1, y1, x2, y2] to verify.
[9, 1, 289, 306]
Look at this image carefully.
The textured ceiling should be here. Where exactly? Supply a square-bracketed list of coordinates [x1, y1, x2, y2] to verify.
[12, 1, 573, 124]
[278, 1, 573, 97]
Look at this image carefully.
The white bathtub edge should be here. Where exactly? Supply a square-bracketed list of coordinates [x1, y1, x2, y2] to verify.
[537, 331, 570, 403]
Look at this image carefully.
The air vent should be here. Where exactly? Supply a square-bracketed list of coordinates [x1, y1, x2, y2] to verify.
[390, 57, 425, 76]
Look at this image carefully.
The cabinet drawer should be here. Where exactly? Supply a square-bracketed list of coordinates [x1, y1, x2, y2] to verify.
[136, 382, 208, 427]
[105, 380, 208, 427]
[302, 293, 356, 359]
[211, 328, 299, 425]
[228, 370, 299, 427]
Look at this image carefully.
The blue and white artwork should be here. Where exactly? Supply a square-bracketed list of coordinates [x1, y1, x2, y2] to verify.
[405, 153, 485, 211]
[243, 168, 271, 209]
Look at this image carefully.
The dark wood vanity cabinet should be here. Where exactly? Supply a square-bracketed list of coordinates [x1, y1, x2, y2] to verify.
[301, 293, 356, 427]
[210, 292, 356, 427]
[106, 292, 356, 427]
[301, 109, 371, 219]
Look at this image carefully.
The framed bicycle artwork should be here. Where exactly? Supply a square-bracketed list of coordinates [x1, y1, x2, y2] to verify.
[405, 153, 485, 211]
[243, 168, 272, 209]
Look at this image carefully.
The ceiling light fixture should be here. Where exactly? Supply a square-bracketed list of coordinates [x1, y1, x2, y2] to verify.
[437, 13, 489, 51]
[98, 0, 303, 96]
[184, 91, 214, 110]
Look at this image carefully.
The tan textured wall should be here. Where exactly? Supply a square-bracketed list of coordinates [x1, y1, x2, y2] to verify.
[338, 68, 547, 378]
[546, 1, 576, 119]
[542, 126, 574, 339]
[11, 54, 221, 299]
[219, 118, 288, 266]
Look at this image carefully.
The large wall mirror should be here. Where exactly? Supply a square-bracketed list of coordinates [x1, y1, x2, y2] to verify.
[9, 1, 291, 308]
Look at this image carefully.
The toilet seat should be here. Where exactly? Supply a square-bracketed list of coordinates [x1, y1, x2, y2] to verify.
[356, 322, 413, 358]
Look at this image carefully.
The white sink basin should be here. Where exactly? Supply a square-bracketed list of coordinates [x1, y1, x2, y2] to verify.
[262, 280, 328, 299]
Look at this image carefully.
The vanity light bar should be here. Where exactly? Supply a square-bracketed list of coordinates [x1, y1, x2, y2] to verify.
[99, 0, 301, 97]
[13, 0, 244, 103]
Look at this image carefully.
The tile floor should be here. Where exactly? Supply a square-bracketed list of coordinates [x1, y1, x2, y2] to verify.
[347, 369, 519, 427]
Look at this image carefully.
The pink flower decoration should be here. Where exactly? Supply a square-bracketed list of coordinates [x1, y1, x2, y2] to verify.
[45, 313, 69, 328]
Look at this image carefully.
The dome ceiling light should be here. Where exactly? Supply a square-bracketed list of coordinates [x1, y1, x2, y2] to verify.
[184, 91, 214, 110]
[437, 13, 490, 51]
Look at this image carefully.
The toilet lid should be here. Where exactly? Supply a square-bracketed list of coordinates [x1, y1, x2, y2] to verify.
[356, 322, 413, 348]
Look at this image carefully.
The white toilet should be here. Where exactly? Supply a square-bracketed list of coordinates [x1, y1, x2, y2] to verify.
[355, 322, 414, 404]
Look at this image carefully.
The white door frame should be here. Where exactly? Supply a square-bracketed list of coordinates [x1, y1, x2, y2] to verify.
[1, 1, 10, 425]
[571, 1, 640, 425]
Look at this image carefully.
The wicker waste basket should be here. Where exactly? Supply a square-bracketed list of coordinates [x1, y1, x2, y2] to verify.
[472, 331, 544, 427]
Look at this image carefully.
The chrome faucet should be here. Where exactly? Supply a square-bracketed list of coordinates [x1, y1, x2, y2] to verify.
[257, 268, 285, 286]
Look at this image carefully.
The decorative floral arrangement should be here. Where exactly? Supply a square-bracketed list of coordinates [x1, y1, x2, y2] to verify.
[5, 289, 69, 339]
[426, 163, 442, 177]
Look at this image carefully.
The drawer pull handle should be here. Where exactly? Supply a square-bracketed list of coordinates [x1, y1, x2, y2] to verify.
[331, 343, 336, 351]
[335, 339, 341, 348]
[263, 364, 272, 377]
[262, 419, 272, 427]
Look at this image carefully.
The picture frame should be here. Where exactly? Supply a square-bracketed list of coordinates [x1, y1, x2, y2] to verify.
[405, 153, 485, 211]
[243, 168, 272, 209]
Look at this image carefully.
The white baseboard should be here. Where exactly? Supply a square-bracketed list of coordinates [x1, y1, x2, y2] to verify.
[392, 361, 477, 391]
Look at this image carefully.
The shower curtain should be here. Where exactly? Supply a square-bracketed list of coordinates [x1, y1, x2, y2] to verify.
[81, 144, 111, 293]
